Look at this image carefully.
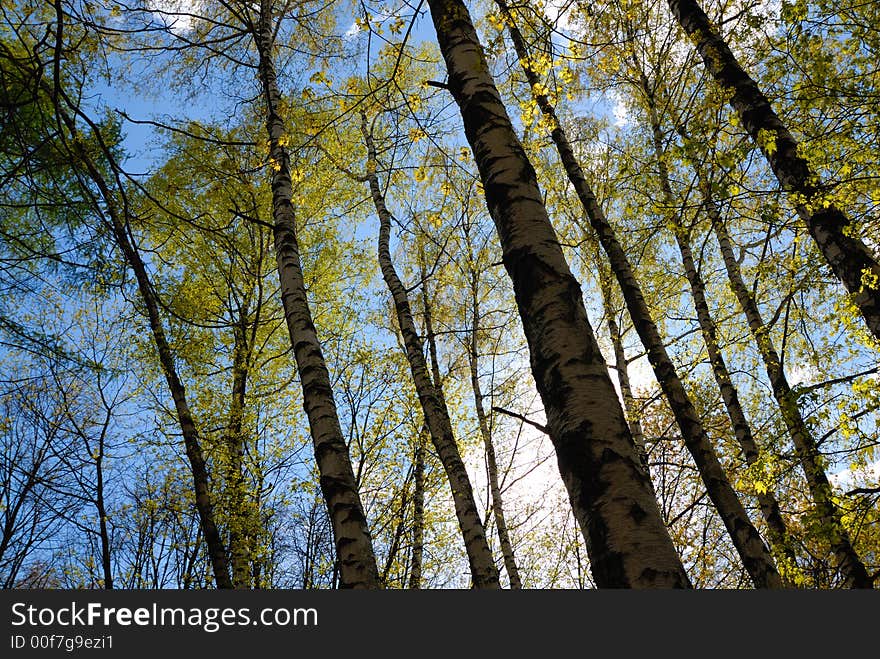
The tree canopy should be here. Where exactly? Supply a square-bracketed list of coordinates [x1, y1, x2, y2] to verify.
[0, 0, 877, 589]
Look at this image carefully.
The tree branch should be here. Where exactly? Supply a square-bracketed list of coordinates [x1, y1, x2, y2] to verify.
[491, 406, 548, 434]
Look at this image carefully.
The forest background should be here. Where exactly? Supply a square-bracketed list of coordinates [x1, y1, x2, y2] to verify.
[1, 0, 878, 589]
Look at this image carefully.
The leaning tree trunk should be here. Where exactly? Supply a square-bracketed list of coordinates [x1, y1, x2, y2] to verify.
[495, 0, 781, 588]
[597, 263, 649, 473]
[417, 251, 450, 409]
[47, 68, 233, 587]
[704, 186, 873, 588]
[427, 0, 691, 588]
[362, 116, 500, 588]
[100, 182, 234, 590]
[667, 0, 880, 344]
[637, 72, 797, 570]
[93, 183, 232, 590]
[467, 267, 523, 588]
[252, 3, 379, 588]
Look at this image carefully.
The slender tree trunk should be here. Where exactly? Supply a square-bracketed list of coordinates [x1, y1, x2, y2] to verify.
[51, 118, 233, 590]
[251, 435, 267, 588]
[636, 73, 797, 569]
[96, 496, 113, 589]
[667, 0, 880, 343]
[94, 427, 113, 590]
[226, 319, 251, 589]
[302, 502, 315, 589]
[408, 429, 426, 589]
[381, 474, 411, 586]
[704, 186, 873, 588]
[45, 3, 233, 588]
[427, 0, 690, 588]
[181, 527, 202, 590]
[494, 0, 780, 588]
[468, 268, 523, 589]
[0, 443, 47, 584]
[362, 117, 500, 588]
[106, 207, 233, 589]
[251, 3, 379, 588]
[417, 250, 447, 405]
[597, 264, 649, 472]
[419, 248, 520, 585]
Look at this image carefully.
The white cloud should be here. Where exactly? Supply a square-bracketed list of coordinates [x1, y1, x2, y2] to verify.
[607, 354, 655, 407]
[544, 0, 578, 32]
[344, 21, 361, 39]
[830, 458, 880, 491]
[609, 89, 629, 128]
[787, 362, 818, 386]
[146, 0, 202, 35]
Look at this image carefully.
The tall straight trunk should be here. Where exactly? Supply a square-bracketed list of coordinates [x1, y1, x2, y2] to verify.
[252, 3, 379, 588]
[468, 268, 523, 589]
[597, 264, 649, 472]
[494, 0, 781, 588]
[637, 72, 796, 568]
[704, 187, 873, 588]
[94, 418, 113, 590]
[225, 319, 251, 589]
[427, 0, 690, 588]
[251, 462, 266, 589]
[92, 410, 113, 590]
[667, 0, 880, 343]
[417, 251, 450, 410]
[408, 428, 426, 589]
[362, 117, 500, 588]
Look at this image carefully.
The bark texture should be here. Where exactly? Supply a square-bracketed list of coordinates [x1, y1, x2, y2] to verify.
[496, 0, 781, 588]
[667, 0, 880, 343]
[363, 117, 500, 588]
[253, 2, 379, 588]
[428, 0, 691, 588]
